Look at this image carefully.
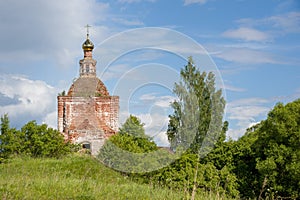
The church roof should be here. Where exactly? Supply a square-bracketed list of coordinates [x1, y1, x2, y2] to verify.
[67, 77, 109, 97]
[82, 37, 94, 51]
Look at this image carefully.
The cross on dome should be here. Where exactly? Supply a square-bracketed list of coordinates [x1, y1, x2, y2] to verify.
[85, 24, 91, 39]
[82, 24, 94, 51]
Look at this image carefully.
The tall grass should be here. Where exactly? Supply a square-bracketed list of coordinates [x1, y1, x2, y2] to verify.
[0, 154, 229, 200]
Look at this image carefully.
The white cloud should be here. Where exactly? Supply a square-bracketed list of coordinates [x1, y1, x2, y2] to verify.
[228, 105, 269, 122]
[222, 27, 270, 42]
[112, 18, 144, 26]
[267, 12, 300, 33]
[43, 111, 58, 129]
[120, 92, 175, 146]
[140, 93, 176, 108]
[95, 27, 211, 70]
[226, 98, 271, 139]
[183, 0, 208, 6]
[140, 93, 158, 101]
[119, 110, 171, 147]
[221, 83, 246, 92]
[137, 112, 170, 145]
[153, 131, 170, 147]
[214, 48, 279, 64]
[0, 74, 58, 128]
[0, 0, 110, 68]
[236, 12, 300, 35]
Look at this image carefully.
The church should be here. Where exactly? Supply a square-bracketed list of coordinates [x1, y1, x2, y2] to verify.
[57, 30, 119, 155]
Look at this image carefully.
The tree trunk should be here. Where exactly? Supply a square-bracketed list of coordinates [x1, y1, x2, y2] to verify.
[191, 162, 199, 200]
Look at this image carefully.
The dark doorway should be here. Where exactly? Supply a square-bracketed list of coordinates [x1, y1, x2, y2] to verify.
[82, 143, 91, 150]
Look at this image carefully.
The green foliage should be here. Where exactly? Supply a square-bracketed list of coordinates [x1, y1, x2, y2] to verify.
[167, 56, 226, 155]
[98, 115, 162, 173]
[158, 57, 237, 198]
[231, 99, 300, 199]
[230, 129, 259, 198]
[0, 115, 74, 161]
[145, 151, 239, 199]
[58, 90, 66, 96]
[254, 100, 300, 199]
[119, 114, 147, 138]
[106, 132, 157, 154]
[20, 121, 73, 157]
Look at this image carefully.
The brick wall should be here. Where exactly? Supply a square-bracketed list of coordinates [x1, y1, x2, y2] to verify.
[57, 95, 119, 155]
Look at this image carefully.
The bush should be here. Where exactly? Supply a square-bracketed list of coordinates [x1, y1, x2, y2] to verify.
[0, 114, 75, 161]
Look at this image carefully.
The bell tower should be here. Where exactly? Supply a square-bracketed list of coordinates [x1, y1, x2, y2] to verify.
[80, 25, 97, 77]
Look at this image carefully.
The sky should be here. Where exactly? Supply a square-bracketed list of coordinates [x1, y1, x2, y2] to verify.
[0, 0, 299, 146]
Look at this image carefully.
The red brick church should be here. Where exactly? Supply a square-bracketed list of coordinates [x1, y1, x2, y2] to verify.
[57, 30, 119, 155]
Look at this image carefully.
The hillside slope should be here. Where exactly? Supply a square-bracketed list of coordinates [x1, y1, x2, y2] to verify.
[0, 154, 187, 200]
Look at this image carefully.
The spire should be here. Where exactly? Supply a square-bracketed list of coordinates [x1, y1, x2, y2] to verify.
[79, 24, 97, 77]
[82, 24, 94, 51]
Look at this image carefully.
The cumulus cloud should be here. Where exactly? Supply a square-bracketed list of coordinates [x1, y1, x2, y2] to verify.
[0, 74, 58, 128]
[0, 0, 110, 68]
[153, 131, 170, 147]
[222, 27, 270, 42]
[226, 98, 271, 139]
[43, 111, 58, 129]
[118, 111, 170, 147]
[137, 112, 170, 146]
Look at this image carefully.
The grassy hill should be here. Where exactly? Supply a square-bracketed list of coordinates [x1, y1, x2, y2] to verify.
[0, 154, 223, 200]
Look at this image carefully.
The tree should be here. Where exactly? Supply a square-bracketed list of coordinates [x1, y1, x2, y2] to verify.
[230, 99, 300, 199]
[230, 127, 260, 199]
[20, 121, 73, 158]
[167, 56, 226, 156]
[119, 115, 147, 138]
[253, 99, 300, 199]
[0, 115, 74, 161]
[165, 57, 228, 199]
[0, 114, 24, 160]
[98, 115, 159, 173]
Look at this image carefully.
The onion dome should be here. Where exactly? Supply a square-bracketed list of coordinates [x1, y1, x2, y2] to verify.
[82, 36, 94, 51]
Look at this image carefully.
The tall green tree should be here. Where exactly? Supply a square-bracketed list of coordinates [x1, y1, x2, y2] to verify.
[167, 57, 226, 155]
[165, 57, 227, 199]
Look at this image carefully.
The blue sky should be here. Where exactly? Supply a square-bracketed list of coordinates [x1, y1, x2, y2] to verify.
[0, 0, 299, 146]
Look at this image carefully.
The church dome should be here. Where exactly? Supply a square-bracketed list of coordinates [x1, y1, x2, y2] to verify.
[67, 77, 109, 97]
[82, 38, 94, 51]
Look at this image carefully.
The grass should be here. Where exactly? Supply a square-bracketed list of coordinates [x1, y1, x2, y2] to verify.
[0, 154, 229, 200]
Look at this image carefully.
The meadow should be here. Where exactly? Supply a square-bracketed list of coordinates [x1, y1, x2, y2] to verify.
[0, 154, 225, 200]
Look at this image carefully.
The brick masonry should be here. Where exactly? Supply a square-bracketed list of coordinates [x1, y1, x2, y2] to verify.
[57, 35, 119, 155]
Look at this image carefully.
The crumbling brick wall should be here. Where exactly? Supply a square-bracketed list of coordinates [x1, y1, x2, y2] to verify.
[57, 95, 119, 155]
